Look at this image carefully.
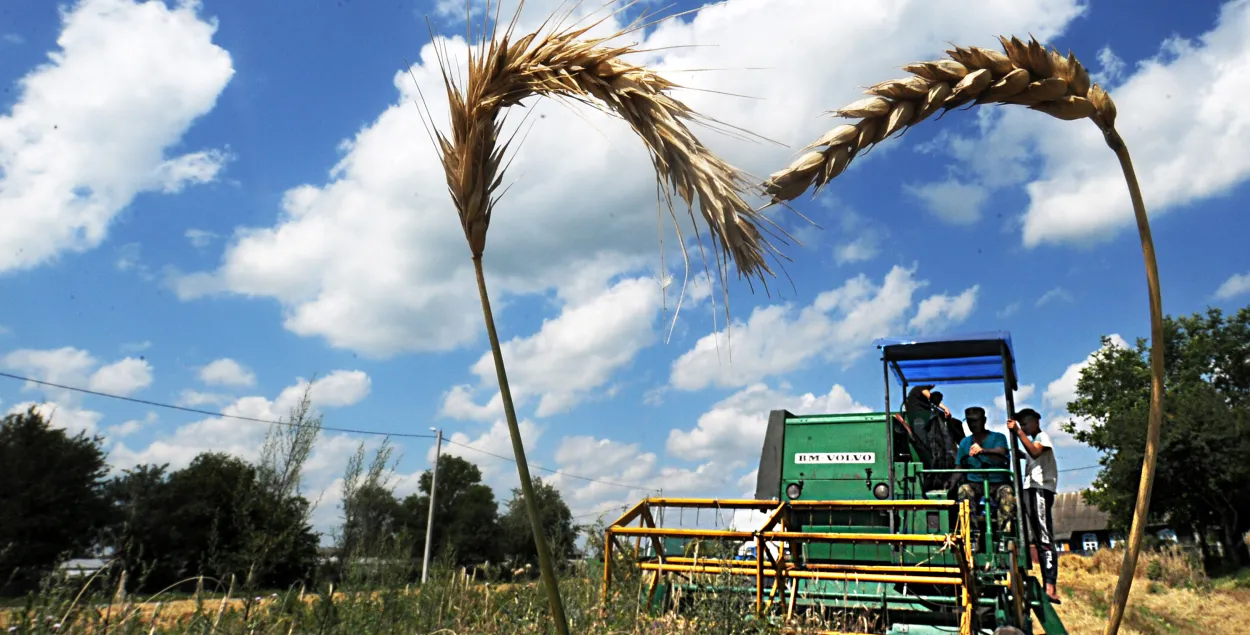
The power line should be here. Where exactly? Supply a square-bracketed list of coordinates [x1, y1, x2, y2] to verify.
[0, 370, 659, 493]
[0, 370, 1097, 493]
[1060, 464, 1099, 473]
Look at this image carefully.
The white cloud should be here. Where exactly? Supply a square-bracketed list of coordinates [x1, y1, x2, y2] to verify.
[430, 418, 544, 486]
[198, 358, 257, 388]
[833, 236, 880, 265]
[438, 385, 502, 422]
[669, 265, 977, 391]
[185, 228, 219, 249]
[903, 179, 989, 225]
[909, 285, 979, 333]
[173, 0, 1084, 359]
[110, 369, 372, 471]
[107, 411, 157, 437]
[542, 381, 872, 522]
[667, 382, 870, 463]
[452, 276, 663, 417]
[0, 346, 156, 436]
[297, 370, 372, 407]
[1040, 334, 1130, 445]
[928, 0, 1250, 247]
[1093, 46, 1127, 85]
[1036, 287, 1074, 307]
[176, 389, 231, 407]
[0, 0, 233, 273]
[1, 347, 97, 391]
[88, 357, 153, 396]
[1215, 271, 1250, 299]
[5, 401, 103, 436]
[991, 384, 1037, 423]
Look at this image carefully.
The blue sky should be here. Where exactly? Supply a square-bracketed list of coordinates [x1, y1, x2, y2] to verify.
[2, 0, 1249, 538]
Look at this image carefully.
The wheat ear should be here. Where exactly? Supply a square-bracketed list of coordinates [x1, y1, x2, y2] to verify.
[760, 36, 1160, 635]
[422, 4, 786, 293]
[762, 35, 1117, 202]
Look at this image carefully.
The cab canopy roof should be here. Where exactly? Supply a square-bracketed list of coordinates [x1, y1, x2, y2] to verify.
[873, 331, 1019, 391]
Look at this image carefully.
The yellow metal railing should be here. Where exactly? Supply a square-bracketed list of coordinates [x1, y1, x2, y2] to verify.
[602, 497, 981, 635]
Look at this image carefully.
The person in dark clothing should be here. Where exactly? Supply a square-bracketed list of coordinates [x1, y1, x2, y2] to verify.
[929, 391, 967, 448]
[900, 385, 959, 490]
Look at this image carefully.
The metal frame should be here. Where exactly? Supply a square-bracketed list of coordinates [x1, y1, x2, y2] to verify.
[876, 333, 1033, 567]
[603, 498, 979, 632]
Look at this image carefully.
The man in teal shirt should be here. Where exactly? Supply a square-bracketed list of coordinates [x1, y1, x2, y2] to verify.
[955, 406, 1015, 536]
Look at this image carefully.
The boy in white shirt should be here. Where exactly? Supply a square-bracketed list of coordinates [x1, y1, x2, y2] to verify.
[1007, 408, 1061, 604]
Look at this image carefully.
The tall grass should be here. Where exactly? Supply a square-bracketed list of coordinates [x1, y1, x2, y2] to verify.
[0, 550, 893, 634]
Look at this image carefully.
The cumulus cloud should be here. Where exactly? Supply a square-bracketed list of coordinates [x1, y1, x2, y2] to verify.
[0, 0, 233, 273]
[1036, 287, 1074, 307]
[669, 265, 977, 391]
[925, 0, 1250, 247]
[88, 357, 153, 396]
[1040, 334, 1130, 445]
[1, 346, 152, 402]
[109, 369, 373, 471]
[4, 401, 103, 436]
[667, 382, 871, 463]
[173, 0, 1084, 360]
[1215, 271, 1250, 299]
[909, 285, 979, 333]
[449, 275, 664, 418]
[903, 179, 989, 225]
[198, 358, 257, 388]
[429, 418, 544, 486]
[541, 380, 871, 521]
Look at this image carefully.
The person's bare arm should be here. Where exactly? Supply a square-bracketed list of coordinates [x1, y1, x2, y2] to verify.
[1007, 419, 1048, 458]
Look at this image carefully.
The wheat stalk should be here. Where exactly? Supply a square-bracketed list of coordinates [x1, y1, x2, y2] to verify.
[412, 3, 788, 633]
[759, 36, 1160, 635]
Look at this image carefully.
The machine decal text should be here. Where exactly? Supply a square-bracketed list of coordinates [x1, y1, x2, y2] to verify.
[794, 452, 875, 464]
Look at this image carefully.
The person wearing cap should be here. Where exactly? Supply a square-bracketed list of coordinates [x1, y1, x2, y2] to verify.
[955, 406, 1014, 537]
[1008, 408, 1061, 604]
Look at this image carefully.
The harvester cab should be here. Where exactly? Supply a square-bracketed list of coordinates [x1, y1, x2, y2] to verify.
[604, 332, 1068, 635]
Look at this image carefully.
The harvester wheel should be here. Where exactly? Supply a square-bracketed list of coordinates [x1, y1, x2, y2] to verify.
[992, 628, 1026, 635]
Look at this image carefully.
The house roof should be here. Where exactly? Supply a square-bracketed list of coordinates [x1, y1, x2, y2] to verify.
[1052, 491, 1111, 541]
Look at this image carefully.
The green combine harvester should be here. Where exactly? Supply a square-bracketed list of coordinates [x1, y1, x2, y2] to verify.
[604, 332, 1067, 634]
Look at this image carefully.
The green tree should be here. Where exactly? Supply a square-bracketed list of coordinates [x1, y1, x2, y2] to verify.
[103, 463, 180, 589]
[402, 454, 501, 566]
[0, 407, 112, 595]
[501, 477, 578, 567]
[1067, 306, 1250, 568]
[105, 451, 320, 592]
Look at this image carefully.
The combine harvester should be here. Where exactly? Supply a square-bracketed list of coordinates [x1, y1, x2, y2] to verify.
[603, 332, 1067, 635]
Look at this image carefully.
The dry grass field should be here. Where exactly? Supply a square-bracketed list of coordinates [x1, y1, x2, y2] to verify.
[3, 548, 1246, 634]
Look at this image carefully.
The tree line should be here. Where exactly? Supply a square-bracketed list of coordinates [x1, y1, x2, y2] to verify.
[0, 386, 581, 597]
[1069, 305, 1250, 570]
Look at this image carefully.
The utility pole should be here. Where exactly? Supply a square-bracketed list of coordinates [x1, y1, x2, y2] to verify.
[421, 427, 442, 584]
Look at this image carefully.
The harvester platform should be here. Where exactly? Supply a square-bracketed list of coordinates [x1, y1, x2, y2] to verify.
[604, 497, 984, 634]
